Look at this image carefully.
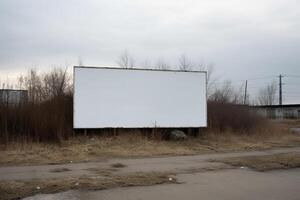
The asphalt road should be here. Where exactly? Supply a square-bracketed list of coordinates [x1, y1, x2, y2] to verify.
[24, 168, 300, 200]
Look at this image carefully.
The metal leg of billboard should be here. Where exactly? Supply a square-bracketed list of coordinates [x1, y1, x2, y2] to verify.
[188, 128, 192, 136]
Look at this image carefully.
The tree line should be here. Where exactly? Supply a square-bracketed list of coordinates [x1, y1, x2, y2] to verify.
[0, 54, 266, 143]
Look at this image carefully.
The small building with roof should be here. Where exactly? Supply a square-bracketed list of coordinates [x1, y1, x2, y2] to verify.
[0, 89, 28, 106]
[253, 104, 300, 119]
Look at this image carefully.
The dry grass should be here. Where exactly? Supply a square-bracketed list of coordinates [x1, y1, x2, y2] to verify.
[216, 152, 300, 171]
[0, 120, 300, 166]
[0, 172, 177, 200]
[275, 119, 300, 128]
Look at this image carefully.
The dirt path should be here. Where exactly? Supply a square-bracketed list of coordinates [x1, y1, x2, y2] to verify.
[1, 146, 300, 181]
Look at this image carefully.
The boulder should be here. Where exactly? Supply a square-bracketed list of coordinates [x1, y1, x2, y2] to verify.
[169, 130, 187, 140]
[290, 128, 300, 134]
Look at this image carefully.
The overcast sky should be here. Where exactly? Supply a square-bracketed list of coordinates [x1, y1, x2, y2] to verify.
[0, 0, 299, 103]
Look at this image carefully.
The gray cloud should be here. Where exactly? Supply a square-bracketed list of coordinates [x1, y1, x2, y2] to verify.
[0, 0, 300, 103]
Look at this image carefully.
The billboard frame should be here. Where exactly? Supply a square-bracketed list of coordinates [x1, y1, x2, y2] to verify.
[73, 66, 207, 129]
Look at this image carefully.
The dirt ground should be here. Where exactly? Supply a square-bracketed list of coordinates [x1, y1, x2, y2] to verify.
[214, 152, 300, 171]
[1, 120, 300, 200]
[1, 147, 300, 200]
[0, 172, 177, 200]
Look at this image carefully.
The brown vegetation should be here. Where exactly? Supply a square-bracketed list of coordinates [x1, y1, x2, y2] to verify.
[216, 152, 300, 171]
[0, 68, 73, 143]
[0, 68, 267, 144]
[1, 122, 300, 166]
[0, 67, 298, 151]
[207, 102, 263, 132]
[0, 95, 73, 143]
[0, 171, 176, 200]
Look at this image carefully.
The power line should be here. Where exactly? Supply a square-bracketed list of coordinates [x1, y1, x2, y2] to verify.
[283, 83, 300, 85]
[247, 76, 277, 81]
[283, 91, 300, 94]
[284, 74, 300, 78]
[210, 74, 299, 104]
[213, 75, 277, 85]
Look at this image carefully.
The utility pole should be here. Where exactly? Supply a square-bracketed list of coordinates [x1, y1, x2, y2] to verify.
[279, 75, 283, 105]
[244, 80, 248, 105]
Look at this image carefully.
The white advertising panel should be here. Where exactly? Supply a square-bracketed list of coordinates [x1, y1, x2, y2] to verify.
[74, 67, 207, 128]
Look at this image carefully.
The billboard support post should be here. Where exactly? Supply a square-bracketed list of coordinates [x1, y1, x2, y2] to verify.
[188, 128, 192, 136]
[151, 128, 155, 139]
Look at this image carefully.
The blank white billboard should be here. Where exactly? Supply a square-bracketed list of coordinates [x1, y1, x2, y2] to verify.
[74, 67, 207, 128]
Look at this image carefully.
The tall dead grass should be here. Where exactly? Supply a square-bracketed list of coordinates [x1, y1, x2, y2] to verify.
[0, 68, 73, 143]
[0, 95, 73, 143]
[207, 101, 264, 133]
[1, 125, 300, 166]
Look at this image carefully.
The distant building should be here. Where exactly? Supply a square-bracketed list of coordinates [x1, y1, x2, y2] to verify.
[253, 104, 300, 119]
[0, 89, 28, 106]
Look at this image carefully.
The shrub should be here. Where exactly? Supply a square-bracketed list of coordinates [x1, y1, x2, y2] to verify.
[207, 101, 263, 132]
[0, 68, 73, 143]
[0, 94, 73, 143]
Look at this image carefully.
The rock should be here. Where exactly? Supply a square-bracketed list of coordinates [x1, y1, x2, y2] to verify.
[169, 130, 187, 140]
[289, 128, 300, 134]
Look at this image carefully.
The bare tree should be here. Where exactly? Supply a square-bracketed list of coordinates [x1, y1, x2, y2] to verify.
[178, 54, 192, 71]
[209, 81, 232, 103]
[78, 56, 83, 66]
[141, 59, 151, 69]
[19, 68, 71, 102]
[117, 51, 135, 68]
[232, 85, 244, 104]
[257, 81, 277, 105]
[198, 63, 217, 97]
[17, 75, 24, 90]
[24, 69, 43, 103]
[209, 81, 244, 104]
[156, 58, 170, 70]
[43, 67, 69, 99]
